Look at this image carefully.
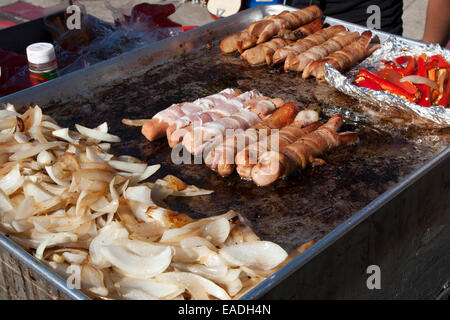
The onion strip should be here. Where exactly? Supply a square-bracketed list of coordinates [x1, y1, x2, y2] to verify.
[400, 75, 439, 90]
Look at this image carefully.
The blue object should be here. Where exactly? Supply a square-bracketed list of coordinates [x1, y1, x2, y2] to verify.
[246, 0, 283, 8]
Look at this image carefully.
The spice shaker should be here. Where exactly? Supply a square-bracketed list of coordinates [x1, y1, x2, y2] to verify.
[26, 42, 59, 86]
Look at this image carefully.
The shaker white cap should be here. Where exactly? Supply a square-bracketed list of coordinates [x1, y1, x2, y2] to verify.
[26, 42, 56, 65]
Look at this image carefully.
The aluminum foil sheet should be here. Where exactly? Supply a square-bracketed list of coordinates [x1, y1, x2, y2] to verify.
[324, 36, 450, 128]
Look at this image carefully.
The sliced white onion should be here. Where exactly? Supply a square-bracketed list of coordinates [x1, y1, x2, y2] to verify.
[14, 132, 29, 143]
[39, 182, 67, 196]
[75, 124, 121, 143]
[35, 232, 78, 259]
[131, 164, 160, 183]
[124, 185, 154, 207]
[11, 219, 34, 233]
[15, 196, 35, 219]
[4, 103, 16, 112]
[95, 122, 108, 133]
[30, 105, 43, 128]
[45, 166, 69, 186]
[220, 241, 288, 270]
[180, 236, 216, 250]
[155, 272, 208, 300]
[172, 245, 212, 264]
[0, 118, 16, 131]
[121, 119, 149, 127]
[172, 263, 242, 296]
[62, 251, 88, 265]
[400, 75, 439, 90]
[98, 143, 111, 152]
[91, 177, 119, 214]
[0, 189, 13, 216]
[102, 240, 173, 278]
[52, 128, 79, 144]
[23, 181, 53, 203]
[116, 277, 184, 300]
[172, 262, 229, 280]
[0, 127, 14, 143]
[157, 272, 230, 300]
[81, 264, 109, 297]
[201, 217, 230, 246]
[89, 222, 130, 269]
[0, 164, 23, 195]
[108, 160, 146, 174]
[85, 147, 105, 163]
[75, 190, 88, 217]
[160, 227, 201, 244]
[117, 155, 142, 163]
[119, 288, 157, 300]
[41, 120, 62, 131]
[222, 278, 243, 297]
[9, 141, 65, 161]
[0, 110, 19, 119]
[170, 185, 214, 197]
[37, 150, 56, 166]
[27, 107, 47, 143]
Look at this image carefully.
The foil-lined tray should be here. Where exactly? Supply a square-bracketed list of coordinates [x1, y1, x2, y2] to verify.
[324, 36, 450, 128]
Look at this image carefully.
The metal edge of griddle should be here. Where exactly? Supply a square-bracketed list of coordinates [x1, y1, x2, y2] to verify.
[0, 4, 447, 300]
[0, 233, 89, 300]
[241, 146, 450, 300]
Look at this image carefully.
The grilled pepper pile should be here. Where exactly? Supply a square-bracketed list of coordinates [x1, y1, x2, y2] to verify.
[354, 54, 450, 108]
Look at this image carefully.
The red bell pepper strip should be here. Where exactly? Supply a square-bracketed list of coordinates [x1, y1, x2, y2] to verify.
[375, 69, 418, 95]
[381, 59, 399, 69]
[394, 56, 416, 76]
[416, 55, 432, 107]
[427, 55, 450, 69]
[358, 69, 418, 102]
[354, 76, 382, 91]
[425, 59, 438, 70]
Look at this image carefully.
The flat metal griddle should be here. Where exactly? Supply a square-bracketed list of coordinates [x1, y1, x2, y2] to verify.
[42, 44, 448, 252]
[0, 5, 449, 299]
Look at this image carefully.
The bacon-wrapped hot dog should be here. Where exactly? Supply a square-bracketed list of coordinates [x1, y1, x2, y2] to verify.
[220, 31, 244, 54]
[166, 90, 263, 147]
[182, 97, 284, 156]
[277, 17, 324, 41]
[241, 38, 291, 66]
[273, 25, 346, 66]
[285, 31, 360, 73]
[251, 114, 358, 186]
[141, 88, 243, 141]
[236, 30, 259, 53]
[304, 30, 375, 80]
[205, 102, 300, 176]
[235, 109, 320, 179]
[249, 5, 323, 44]
[238, 17, 324, 55]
